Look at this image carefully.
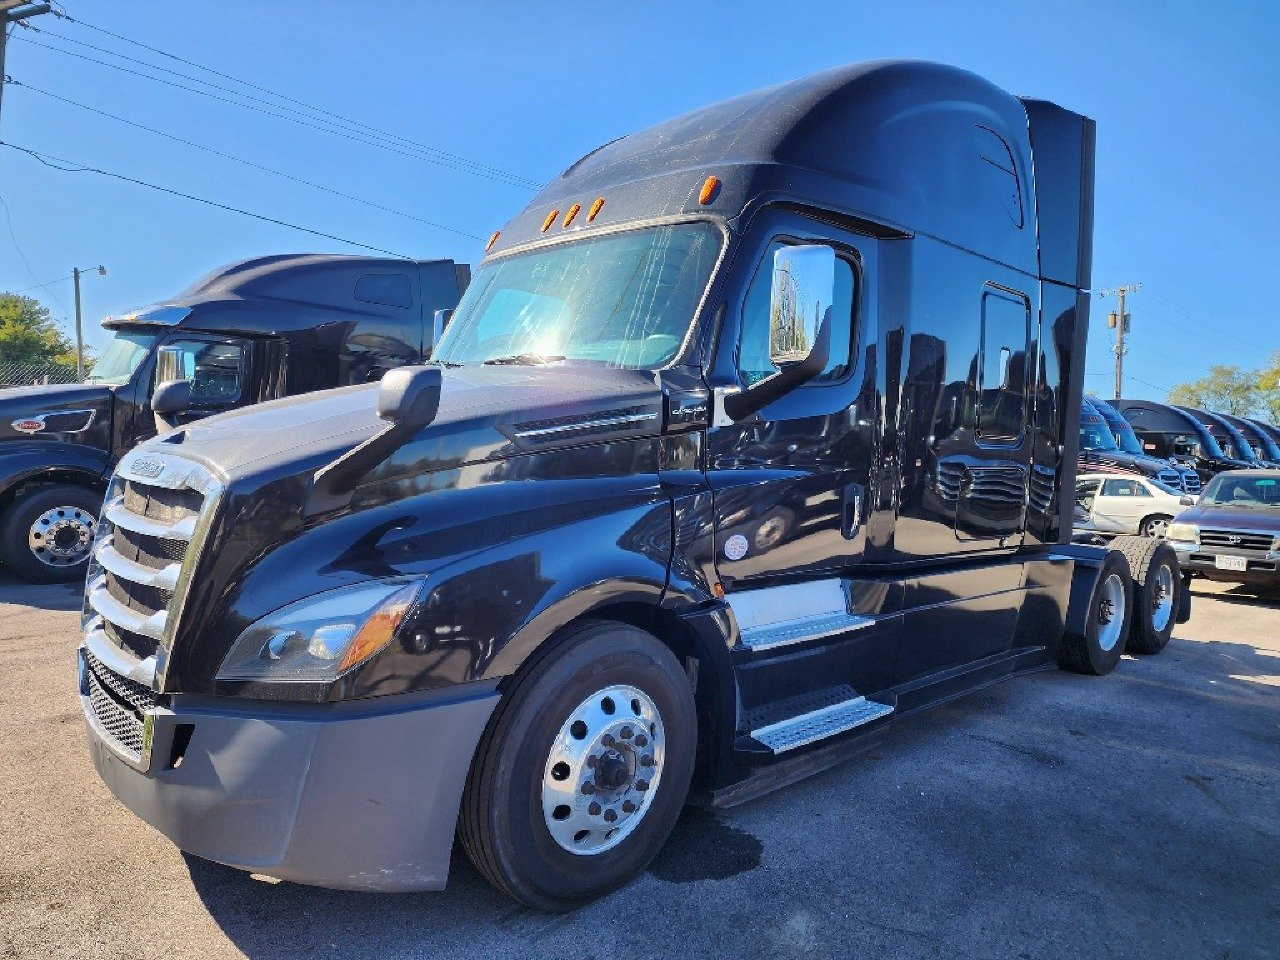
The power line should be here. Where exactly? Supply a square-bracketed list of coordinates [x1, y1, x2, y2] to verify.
[11, 272, 71, 293]
[1, 141, 416, 259]
[1143, 291, 1273, 355]
[0, 191, 71, 318]
[16, 26, 540, 190]
[9, 80, 483, 241]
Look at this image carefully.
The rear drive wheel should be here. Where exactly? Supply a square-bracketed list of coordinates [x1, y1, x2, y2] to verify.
[1139, 514, 1172, 538]
[1109, 536, 1179, 654]
[459, 619, 696, 911]
[0, 483, 101, 583]
[1059, 551, 1133, 675]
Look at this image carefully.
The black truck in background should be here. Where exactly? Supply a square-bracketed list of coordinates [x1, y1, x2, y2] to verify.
[1110, 398, 1253, 483]
[1078, 395, 1201, 493]
[0, 255, 468, 581]
[78, 62, 1189, 911]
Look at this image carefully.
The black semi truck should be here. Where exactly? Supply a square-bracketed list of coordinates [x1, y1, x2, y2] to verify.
[78, 62, 1187, 910]
[1111, 398, 1253, 482]
[0, 254, 467, 581]
[1078, 395, 1201, 492]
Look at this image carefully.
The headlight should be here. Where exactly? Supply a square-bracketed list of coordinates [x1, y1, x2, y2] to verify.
[1165, 522, 1199, 544]
[216, 580, 422, 682]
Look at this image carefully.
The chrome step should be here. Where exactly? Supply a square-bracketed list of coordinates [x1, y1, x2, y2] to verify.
[739, 611, 874, 652]
[750, 695, 893, 754]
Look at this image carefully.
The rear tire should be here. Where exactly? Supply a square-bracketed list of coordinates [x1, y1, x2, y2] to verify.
[1059, 551, 1133, 675]
[459, 619, 696, 911]
[1111, 536, 1179, 654]
[0, 483, 101, 583]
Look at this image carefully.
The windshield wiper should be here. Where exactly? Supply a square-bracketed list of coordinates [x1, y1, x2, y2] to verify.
[482, 354, 566, 366]
[426, 358, 463, 369]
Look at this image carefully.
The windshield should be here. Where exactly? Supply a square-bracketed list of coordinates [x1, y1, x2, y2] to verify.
[1199, 474, 1280, 508]
[433, 223, 722, 369]
[1079, 419, 1118, 451]
[1204, 424, 1254, 461]
[86, 329, 157, 385]
[1105, 411, 1145, 454]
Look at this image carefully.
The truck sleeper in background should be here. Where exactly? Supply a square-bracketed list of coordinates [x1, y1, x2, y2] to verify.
[0, 254, 467, 581]
[79, 60, 1186, 912]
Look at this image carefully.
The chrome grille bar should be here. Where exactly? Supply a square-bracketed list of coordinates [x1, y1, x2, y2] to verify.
[103, 498, 198, 541]
[94, 535, 181, 591]
[87, 574, 168, 641]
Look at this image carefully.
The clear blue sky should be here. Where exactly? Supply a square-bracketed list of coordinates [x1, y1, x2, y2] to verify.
[2, 0, 1277, 400]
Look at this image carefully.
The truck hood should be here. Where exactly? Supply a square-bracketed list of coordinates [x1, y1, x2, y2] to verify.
[1175, 504, 1280, 533]
[0, 382, 113, 440]
[156, 364, 667, 485]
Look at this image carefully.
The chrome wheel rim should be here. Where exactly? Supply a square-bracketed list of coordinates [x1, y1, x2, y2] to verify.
[1151, 564, 1175, 632]
[1096, 573, 1126, 652]
[541, 684, 665, 856]
[1144, 517, 1170, 538]
[28, 506, 95, 567]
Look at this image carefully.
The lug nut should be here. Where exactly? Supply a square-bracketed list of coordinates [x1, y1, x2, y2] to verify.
[602, 735, 615, 748]
[586, 755, 598, 768]
[603, 809, 618, 823]
[582, 782, 596, 795]
[636, 779, 649, 791]
[589, 802, 601, 816]
[635, 735, 648, 747]
[641, 755, 654, 767]
[620, 726, 633, 739]
[622, 800, 636, 813]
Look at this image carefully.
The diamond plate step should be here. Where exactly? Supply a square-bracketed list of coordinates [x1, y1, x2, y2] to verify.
[750, 695, 894, 754]
[739, 611, 874, 652]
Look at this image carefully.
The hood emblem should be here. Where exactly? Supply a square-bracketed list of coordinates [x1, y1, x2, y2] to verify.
[130, 457, 166, 480]
[11, 418, 44, 434]
[1227, 534, 1242, 544]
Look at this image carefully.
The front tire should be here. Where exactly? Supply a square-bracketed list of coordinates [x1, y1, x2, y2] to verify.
[459, 619, 696, 911]
[1139, 514, 1172, 538]
[0, 483, 101, 583]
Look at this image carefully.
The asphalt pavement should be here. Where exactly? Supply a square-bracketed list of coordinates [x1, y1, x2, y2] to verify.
[1, 575, 1276, 960]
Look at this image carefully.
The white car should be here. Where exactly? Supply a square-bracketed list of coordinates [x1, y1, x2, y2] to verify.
[1074, 472, 1196, 538]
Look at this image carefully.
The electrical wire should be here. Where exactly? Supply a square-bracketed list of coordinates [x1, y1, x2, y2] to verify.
[9, 80, 484, 241]
[1, 141, 416, 260]
[0, 192, 72, 318]
[16, 27, 540, 190]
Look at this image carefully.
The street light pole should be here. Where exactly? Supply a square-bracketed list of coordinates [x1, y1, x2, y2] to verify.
[71, 264, 107, 381]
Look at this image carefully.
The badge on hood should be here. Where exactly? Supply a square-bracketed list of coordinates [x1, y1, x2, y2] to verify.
[11, 418, 45, 434]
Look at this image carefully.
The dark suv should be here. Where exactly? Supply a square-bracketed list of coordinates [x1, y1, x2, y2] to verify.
[1166, 470, 1280, 587]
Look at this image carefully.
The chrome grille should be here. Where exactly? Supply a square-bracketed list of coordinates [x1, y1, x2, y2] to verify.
[1157, 469, 1181, 487]
[84, 649, 160, 760]
[1199, 529, 1274, 553]
[1181, 472, 1202, 494]
[84, 452, 219, 667]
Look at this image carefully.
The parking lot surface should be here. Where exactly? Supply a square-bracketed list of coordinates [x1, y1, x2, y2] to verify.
[1, 575, 1276, 960]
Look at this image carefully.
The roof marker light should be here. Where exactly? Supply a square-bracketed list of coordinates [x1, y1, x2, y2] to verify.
[563, 203, 581, 228]
[541, 210, 560, 233]
[587, 197, 605, 222]
[698, 175, 720, 205]
[485, 230, 500, 252]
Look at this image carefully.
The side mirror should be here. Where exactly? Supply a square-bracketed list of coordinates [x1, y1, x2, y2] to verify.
[154, 345, 189, 387]
[1179, 495, 1195, 506]
[430, 309, 453, 349]
[377, 365, 443, 426]
[722, 244, 836, 422]
[151, 379, 191, 433]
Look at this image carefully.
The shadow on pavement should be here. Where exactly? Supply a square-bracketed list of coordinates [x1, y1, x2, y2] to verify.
[1188, 581, 1280, 610]
[0, 571, 84, 613]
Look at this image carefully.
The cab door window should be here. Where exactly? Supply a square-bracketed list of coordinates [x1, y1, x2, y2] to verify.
[162, 339, 245, 406]
[738, 240, 857, 386]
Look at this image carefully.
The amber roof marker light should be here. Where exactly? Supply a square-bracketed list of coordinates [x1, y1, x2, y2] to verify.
[485, 231, 500, 252]
[587, 197, 605, 222]
[562, 203, 582, 228]
[541, 210, 560, 233]
[698, 175, 721, 205]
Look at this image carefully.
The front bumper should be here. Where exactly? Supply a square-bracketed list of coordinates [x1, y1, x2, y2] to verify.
[80, 646, 499, 891]
[1168, 542, 1280, 584]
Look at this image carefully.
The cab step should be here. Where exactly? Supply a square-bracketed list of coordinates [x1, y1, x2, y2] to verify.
[729, 579, 876, 652]
[739, 611, 875, 651]
[749, 695, 894, 754]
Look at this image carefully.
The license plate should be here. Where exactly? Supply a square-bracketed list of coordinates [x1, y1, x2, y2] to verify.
[1213, 555, 1248, 572]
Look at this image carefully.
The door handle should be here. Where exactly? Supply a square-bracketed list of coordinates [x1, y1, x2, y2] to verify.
[841, 483, 864, 539]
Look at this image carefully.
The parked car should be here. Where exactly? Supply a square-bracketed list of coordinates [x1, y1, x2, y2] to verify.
[1074, 472, 1194, 538]
[1165, 470, 1280, 587]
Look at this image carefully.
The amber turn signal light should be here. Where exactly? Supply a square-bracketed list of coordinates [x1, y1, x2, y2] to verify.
[563, 203, 582, 228]
[541, 210, 560, 233]
[485, 230, 500, 252]
[587, 197, 605, 222]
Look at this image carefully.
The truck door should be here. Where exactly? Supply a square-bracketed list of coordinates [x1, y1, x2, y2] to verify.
[707, 210, 879, 585]
[943, 285, 1033, 550]
[129, 335, 259, 446]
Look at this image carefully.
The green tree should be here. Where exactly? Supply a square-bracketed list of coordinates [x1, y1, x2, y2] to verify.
[1259, 350, 1280, 425]
[1167, 364, 1260, 416]
[0, 293, 78, 366]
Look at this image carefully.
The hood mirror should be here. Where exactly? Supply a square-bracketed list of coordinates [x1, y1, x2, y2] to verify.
[721, 244, 835, 423]
[309, 366, 444, 515]
[1179, 495, 1195, 506]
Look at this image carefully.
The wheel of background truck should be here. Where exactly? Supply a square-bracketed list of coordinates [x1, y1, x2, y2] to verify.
[1110, 535, 1179, 655]
[0, 483, 100, 583]
[459, 619, 697, 911]
[1139, 514, 1173, 538]
[1058, 550, 1133, 675]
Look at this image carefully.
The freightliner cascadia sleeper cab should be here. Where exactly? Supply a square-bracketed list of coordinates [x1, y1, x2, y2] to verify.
[0, 254, 467, 582]
[77, 62, 1187, 910]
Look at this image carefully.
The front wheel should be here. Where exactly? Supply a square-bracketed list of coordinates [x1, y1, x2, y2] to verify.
[459, 620, 696, 911]
[0, 483, 101, 583]
[1139, 514, 1172, 538]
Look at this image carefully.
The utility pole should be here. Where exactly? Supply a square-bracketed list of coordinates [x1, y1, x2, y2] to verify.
[1, 1, 53, 130]
[71, 265, 107, 381]
[1098, 284, 1141, 401]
